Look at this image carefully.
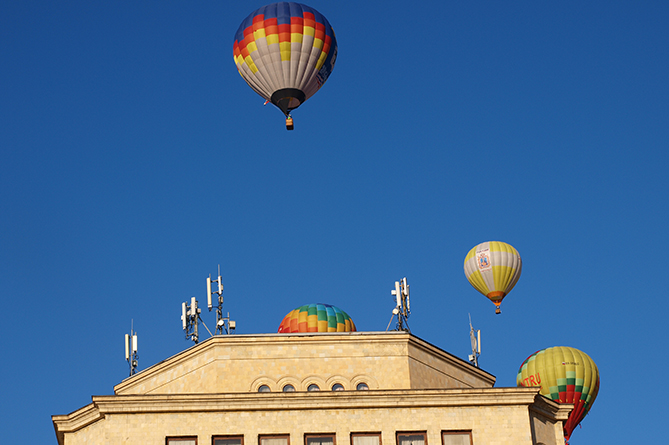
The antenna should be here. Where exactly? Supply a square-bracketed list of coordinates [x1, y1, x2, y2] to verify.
[181, 297, 201, 344]
[387, 277, 411, 332]
[181, 266, 236, 344]
[468, 314, 481, 367]
[206, 265, 236, 335]
[124, 320, 139, 376]
[207, 276, 212, 310]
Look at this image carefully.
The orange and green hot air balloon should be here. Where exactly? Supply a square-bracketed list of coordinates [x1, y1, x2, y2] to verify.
[517, 346, 600, 443]
[278, 303, 355, 333]
[464, 241, 522, 314]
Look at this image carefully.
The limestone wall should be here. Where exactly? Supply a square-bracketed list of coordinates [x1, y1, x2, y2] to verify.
[113, 333, 494, 396]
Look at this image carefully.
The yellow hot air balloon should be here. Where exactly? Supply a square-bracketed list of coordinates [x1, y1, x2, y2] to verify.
[517, 346, 600, 443]
[464, 241, 521, 314]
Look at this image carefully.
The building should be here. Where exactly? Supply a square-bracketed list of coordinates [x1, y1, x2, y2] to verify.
[52, 331, 571, 445]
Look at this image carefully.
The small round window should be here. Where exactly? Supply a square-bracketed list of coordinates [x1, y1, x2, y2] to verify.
[356, 382, 369, 391]
[331, 383, 345, 391]
[307, 384, 320, 391]
[283, 384, 296, 392]
[258, 385, 271, 392]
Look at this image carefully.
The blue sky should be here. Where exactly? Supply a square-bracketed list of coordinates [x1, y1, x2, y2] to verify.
[1, 1, 667, 443]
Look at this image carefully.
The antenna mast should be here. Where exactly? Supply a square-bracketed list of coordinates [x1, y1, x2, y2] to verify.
[468, 314, 481, 367]
[387, 277, 411, 332]
[124, 320, 139, 376]
[207, 265, 236, 335]
[181, 296, 208, 344]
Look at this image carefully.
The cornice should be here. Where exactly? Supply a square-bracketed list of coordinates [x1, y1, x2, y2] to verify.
[51, 403, 103, 445]
[53, 387, 550, 444]
[529, 394, 573, 421]
[106, 387, 540, 415]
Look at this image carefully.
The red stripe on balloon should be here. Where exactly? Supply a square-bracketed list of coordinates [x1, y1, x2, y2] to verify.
[303, 12, 315, 28]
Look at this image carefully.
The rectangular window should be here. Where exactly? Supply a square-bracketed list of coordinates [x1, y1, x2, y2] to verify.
[351, 433, 381, 445]
[397, 432, 426, 445]
[305, 434, 335, 445]
[214, 436, 243, 445]
[167, 437, 197, 445]
[441, 431, 472, 445]
[260, 435, 290, 445]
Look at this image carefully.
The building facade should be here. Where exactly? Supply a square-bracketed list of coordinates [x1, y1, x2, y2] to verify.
[52, 332, 571, 445]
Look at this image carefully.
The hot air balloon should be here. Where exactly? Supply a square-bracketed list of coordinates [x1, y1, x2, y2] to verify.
[233, 2, 338, 130]
[278, 303, 355, 333]
[463, 241, 522, 314]
[517, 346, 600, 443]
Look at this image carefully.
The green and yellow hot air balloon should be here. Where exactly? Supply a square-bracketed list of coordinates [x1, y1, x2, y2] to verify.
[464, 241, 522, 314]
[517, 346, 600, 443]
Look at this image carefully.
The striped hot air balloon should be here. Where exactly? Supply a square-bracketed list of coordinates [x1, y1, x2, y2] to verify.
[517, 346, 600, 443]
[464, 241, 522, 314]
[278, 303, 355, 333]
[233, 2, 338, 130]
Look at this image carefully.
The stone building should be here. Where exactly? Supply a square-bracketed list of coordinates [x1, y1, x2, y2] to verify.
[52, 331, 571, 445]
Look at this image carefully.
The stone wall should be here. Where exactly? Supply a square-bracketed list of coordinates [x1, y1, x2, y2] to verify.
[113, 333, 494, 396]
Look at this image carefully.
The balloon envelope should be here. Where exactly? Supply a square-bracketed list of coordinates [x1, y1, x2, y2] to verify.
[278, 303, 355, 333]
[463, 241, 522, 311]
[517, 346, 600, 441]
[233, 2, 337, 116]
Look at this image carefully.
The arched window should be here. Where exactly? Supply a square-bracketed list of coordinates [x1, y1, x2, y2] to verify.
[258, 385, 271, 392]
[282, 384, 295, 392]
[356, 382, 369, 390]
[307, 384, 320, 391]
[331, 383, 344, 391]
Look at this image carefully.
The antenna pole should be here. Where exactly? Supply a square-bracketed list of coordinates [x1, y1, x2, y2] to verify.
[390, 277, 411, 332]
[207, 265, 235, 335]
[181, 297, 201, 344]
[125, 320, 139, 376]
[468, 314, 481, 367]
[181, 266, 237, 344]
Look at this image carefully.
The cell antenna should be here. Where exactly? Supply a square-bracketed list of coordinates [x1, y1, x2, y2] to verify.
[124, 320, 139, 376]
[207, 265, 236, 335]
[181, 266, 236, 344]
[181, 296, 210, 344]
[468, 314, 481, 367]
[386, 277, 411, 332]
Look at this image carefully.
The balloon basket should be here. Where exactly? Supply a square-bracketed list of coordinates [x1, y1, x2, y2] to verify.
[495, 307, 501, 315]
[285, 117, 294, 130]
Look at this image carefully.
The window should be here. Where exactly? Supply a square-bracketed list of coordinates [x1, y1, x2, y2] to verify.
[283, 384, 296, 392]
[356, 383, 369, 391]
[331, 383, 344, 391]
[167, 437, 197, 445]
[397, 432, 426, 445]
[258, 385, 271, 392]
[307, 384, 320, 391]
[351, 433, 381, 445]
[260, 435, 289, 445]
[441, 432, 471, 445]
[214, 436, 243, 445]
[305, 434, 335, 445]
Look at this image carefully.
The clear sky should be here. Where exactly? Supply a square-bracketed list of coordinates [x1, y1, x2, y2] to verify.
[1, 1, 668, 443]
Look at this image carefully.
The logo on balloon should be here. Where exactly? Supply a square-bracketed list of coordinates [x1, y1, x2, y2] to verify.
[476, 249, 491, 271]
[520, 373, 542, 387]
